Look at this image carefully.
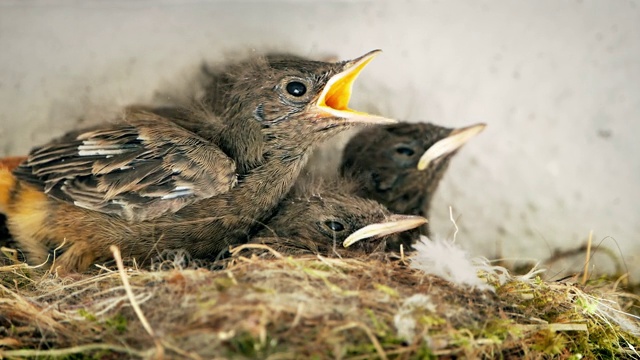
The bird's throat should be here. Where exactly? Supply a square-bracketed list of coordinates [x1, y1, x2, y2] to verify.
[234, 149, 310, 220]
[219, 117, 265, 174]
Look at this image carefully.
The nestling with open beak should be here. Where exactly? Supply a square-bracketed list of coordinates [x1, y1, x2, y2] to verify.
[0, 50, 397, 273]
[244, 179, 427, 257]
[341, 122, 485, 236]
[125, 54, 343, 174]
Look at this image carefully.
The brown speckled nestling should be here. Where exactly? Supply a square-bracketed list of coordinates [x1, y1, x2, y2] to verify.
[0, 50, 397, 273]
[247, 179, 427, 256]
[341, 122, 485, 236]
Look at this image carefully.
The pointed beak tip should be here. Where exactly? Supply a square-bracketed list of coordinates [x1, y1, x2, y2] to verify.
[342, 215, 428, 248]
[455, 122, 488, 136]
[356, 49, 383, 61]
[472, 124, 488, 137]
[416, 122, 487, 170]
[315, 49, 392, 124]
[367, 49, 383, 57]
[356, 50, 382, 68]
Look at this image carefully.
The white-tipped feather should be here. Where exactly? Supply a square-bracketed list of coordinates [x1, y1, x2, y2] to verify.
[161, 189, 193, 200]
[78, 149, 129, 156]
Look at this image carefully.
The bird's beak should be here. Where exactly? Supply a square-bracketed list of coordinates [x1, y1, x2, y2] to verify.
[343, 214, 427, 248]
[417, 123, 486, 170]
[315, 49, 397, 125]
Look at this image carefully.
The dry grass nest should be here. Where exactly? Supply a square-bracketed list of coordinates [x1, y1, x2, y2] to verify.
[0, 244, 639, 360]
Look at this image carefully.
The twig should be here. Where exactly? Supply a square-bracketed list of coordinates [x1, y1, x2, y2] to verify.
[334, 322, 388, 360]
[449, 206, 459, 243]
[582, 230, 593, 285]
[290, 302, 304, 329]
[612, 273, 629, 292]
[110, 245, 164, 358]
[0, 343, 149, 358]
[49, 238, 67, 276]
[515, 323, 588, 332]
[229, 243, 285, 259]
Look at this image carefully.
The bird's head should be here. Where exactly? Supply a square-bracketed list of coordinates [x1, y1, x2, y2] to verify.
[341, 122, 485, 217]
[219, 50, 397, 148]
[256, 184, 426, 255]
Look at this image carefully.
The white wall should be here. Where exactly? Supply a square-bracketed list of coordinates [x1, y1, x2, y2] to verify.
[1, 0, 638, 278]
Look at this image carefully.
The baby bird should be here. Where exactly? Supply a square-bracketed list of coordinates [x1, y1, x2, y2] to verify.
[247, 180, 427, 256]
[0, 50, 396, 273]
[341, 122, 485, 235]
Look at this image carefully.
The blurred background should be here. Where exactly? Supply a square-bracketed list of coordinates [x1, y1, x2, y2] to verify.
[1, 0, 638, 279]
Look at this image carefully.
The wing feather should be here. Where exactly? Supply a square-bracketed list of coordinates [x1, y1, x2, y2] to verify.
[14, 110, 237, 221]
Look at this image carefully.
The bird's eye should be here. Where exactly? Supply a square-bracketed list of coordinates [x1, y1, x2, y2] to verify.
[395, 146, 415, 156]
[286, 81, 307, 97]
[324, 220, 345, 232]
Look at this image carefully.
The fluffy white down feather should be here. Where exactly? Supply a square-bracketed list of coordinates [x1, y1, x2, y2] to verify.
[410, 235, 497, 291]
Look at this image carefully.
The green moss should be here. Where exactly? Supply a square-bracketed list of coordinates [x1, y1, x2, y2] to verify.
[531, 330, 568, 355]
[373, 283, 400, 298]
[105, 314, 127, 334]
[419, 314, 446, 328]
[212, 276, 237, 291]
[77, 309, 97, 322]
[480, 319, 515, 343]
[365, 308, 390, 337]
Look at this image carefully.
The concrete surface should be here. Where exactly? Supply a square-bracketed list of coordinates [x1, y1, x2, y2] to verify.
[1, 0, 638, 278]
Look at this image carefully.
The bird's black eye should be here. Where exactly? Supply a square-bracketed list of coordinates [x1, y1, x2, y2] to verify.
[395, 146, 415, 156]
[324, 220, 345, 232]
[286, 81, 307, 97]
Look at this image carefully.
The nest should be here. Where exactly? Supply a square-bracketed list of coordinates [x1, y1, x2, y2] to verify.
[0, 244, 639, 360]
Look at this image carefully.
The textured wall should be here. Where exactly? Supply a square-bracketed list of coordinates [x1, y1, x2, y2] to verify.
[1, 0, 638, 278]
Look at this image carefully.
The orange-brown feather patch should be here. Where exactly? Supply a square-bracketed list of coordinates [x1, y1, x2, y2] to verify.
[1, 160, 52, 265]
[0, 156, 27, 212]
[0, 156, 27, 171]
[0, 168, 17, 212]
[9, 182, 49, 229]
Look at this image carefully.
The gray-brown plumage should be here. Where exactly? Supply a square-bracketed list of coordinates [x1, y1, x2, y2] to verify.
[122, 55, 332, 136]
[200, 53, 337, 116]
[340, 122, 485, 236]
[247, 180, 427, 256]
[203, 53, 292, 116]
[2, 50, 396, 273]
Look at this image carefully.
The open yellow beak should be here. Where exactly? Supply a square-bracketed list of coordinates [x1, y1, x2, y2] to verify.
[316, 49, 397, 125]
[417, 123, 486, 170]
[343, 214, 427, 248]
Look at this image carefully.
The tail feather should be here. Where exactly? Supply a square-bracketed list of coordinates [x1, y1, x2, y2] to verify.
[0, 156, 26, 213]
